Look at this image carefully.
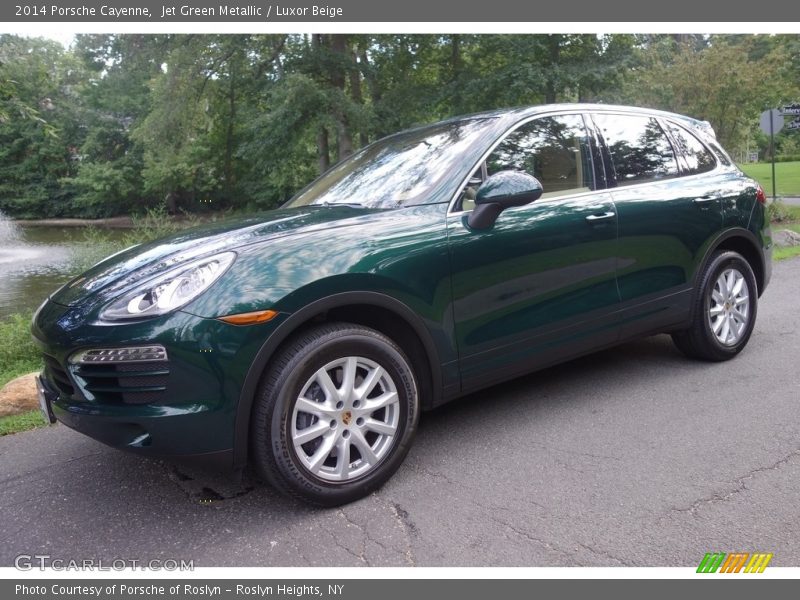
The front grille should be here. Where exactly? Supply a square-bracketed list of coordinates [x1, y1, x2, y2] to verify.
[43, 354, 75, 397]
[70, 361, 170, 405]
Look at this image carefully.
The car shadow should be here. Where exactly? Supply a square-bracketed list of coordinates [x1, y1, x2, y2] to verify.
[139, 333, 691, 508]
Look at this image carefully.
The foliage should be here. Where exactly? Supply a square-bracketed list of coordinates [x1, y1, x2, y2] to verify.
[0, 33, 799, 219]
[123, 205, 200, 244]
[619, 37, 796, 151]
[71, 205, 201, 270]
[0, 312, 41, 388]
[767, 200, 794, 223]
[0, 35, 86, 217]
[0, 410, 47, 436]
[773, 246, 800, 261]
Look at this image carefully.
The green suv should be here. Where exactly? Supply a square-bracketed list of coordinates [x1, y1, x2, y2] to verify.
[33, 104, 772, 506]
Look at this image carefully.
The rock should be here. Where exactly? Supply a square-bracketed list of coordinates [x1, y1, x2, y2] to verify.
[774, 229, 800, 248]
[0, 373, 40, 418]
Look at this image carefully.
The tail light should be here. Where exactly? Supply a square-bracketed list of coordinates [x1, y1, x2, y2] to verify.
[756, 185, 767, 205]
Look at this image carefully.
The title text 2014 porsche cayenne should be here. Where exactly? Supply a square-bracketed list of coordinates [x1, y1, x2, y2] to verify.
[33, 104, 772, 506]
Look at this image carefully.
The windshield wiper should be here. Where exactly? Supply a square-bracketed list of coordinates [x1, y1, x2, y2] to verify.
[320, 201, 364, 208]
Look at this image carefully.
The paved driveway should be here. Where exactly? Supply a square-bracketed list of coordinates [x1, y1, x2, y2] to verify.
[2, 258, 799, 567]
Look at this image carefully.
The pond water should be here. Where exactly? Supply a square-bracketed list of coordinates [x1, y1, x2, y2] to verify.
[0, 214, 124, 321]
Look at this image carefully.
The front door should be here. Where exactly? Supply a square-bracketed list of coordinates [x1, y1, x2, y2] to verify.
[447, 113, 621, 392]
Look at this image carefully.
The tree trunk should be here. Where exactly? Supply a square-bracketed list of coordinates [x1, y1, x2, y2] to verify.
[545, 35, 561, 104]
[165, 191, 177, 214]
[224, 58, 236, 200]
[329, 34, 353, 161]
[349, 44, 368, 147]
[451, 34, 462, 76]
[359, 47, 381, 106]
[317, 126, 330, 173]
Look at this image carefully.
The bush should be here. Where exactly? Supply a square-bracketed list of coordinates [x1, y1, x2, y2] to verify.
[767, 200, 794, 223]
[122, 205, 199, 246]
[774, 154, 800, 163]
[71, 205, 202, 273]
[70, 226, 129, 273]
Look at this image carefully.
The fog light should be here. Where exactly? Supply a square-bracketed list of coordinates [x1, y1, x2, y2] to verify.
[69, 345, 168, 364]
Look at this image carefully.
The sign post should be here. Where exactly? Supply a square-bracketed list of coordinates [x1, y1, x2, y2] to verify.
[759, 109, 783, 201]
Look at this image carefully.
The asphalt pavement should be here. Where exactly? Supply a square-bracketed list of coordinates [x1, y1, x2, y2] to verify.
[2, 258, 799, 568]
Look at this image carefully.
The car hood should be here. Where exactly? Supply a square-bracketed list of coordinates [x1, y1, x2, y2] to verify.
[50, 205, 382, 308]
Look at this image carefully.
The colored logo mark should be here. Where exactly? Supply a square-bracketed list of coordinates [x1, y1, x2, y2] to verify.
[697, 552, 773, 573]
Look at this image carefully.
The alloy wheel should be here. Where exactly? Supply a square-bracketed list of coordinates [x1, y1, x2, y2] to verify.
[291, 356, 400, 482]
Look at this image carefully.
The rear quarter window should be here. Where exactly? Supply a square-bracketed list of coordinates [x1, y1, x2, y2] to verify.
[666, 122, 717, 175]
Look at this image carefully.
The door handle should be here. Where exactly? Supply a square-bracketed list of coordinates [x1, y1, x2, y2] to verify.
[585, 212, 616, 222]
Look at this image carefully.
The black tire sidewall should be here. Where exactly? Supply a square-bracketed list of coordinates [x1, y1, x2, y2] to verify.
[261, 327, 418, 505]
[698, 252, 758, 358]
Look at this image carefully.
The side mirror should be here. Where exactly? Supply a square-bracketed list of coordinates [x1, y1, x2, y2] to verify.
[467, 170, 543, 229]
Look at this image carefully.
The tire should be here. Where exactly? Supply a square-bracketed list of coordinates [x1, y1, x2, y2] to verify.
[671, 250, 758, 361]
[250, 322, 419, 506]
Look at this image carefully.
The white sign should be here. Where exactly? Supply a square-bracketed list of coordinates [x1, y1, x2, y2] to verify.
[787, 118, 800, 131]
[780, 103, 800, 116]
[760, 109, 784, 134]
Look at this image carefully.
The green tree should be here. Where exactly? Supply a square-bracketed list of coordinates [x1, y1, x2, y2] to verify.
[619, 37, 794, 152]
[66, 34, 168, 216]
[0, 35, 84, 217]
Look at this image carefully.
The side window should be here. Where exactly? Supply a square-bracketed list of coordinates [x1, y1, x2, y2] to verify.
[594, 114, 679, 187]
[486, 114, 596, 199]
[667, 122, 717, 175]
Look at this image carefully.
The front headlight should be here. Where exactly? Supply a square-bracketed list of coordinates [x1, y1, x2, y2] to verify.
[99, 252, 236, 322]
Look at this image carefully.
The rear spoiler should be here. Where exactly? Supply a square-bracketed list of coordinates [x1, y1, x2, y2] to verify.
[694, 120, 717, 140]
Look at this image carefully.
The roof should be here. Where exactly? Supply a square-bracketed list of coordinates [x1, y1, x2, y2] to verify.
[461, 103, 716, 139]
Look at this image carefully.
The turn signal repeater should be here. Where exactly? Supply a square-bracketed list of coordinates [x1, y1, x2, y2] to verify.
[218, 309, 279, 326]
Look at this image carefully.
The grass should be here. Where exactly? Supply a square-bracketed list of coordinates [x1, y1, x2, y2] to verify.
[773, 246, 800, 261]
[0, 410, 46, 436]
[739, 161, 800, 197]
[0, 312, 41, 388]
[769, 202, 800, 261]
[0, 311, 46, 436]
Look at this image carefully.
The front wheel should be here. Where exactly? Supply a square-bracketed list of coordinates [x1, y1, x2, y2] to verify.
[672, 250, 758, 361]
[250, 322, 419, 506]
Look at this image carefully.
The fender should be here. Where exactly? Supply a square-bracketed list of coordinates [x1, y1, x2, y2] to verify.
[232, 291, 443, 469]
[692, 227, 765, 294]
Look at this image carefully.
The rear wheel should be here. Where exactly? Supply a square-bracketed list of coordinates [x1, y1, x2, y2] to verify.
[672, 251, 757, 361]
[250, 322, 419, 506]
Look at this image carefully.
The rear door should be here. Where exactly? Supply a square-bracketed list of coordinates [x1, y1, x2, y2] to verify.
[591, 112, 724, 337]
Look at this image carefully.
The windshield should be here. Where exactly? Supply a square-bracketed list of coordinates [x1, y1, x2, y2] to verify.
[286, 117, 498, 209]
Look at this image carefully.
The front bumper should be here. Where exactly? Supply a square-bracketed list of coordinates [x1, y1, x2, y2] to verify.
[32, 299, 281, 469]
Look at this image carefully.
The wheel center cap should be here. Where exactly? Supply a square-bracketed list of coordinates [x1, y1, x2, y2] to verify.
[341, 410, 352, 426]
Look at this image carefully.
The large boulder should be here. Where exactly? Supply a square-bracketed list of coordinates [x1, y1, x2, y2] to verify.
[774, 229, 800, 248]
[0, 373, 39, 418]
